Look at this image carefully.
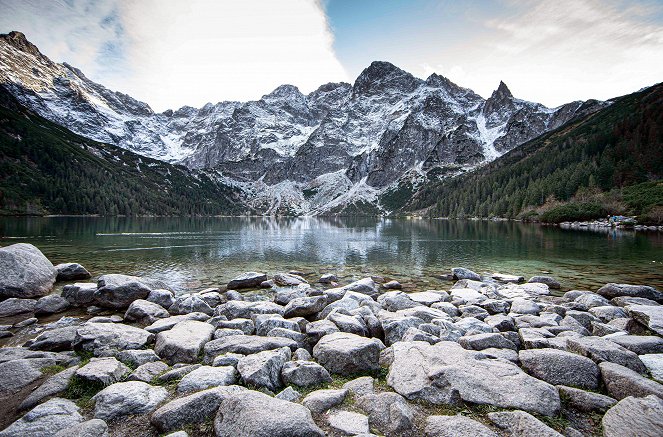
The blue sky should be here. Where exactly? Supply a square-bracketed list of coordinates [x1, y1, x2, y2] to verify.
[1, 0, 662, 111]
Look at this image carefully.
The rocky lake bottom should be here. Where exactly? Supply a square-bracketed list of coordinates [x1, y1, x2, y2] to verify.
[1, 240, 663, 437]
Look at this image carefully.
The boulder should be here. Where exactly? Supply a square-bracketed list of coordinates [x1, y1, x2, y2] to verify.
[0, 359, 43, 397]
[283, 295, 327, 318]
[356, 392, 414, 435]
[116, 349, 161, 367]
[215, 300, 284, 320]
[641, 354, 663, 382]
[409, 291, 449, 306]
[254, 314, 300, 336]
[237, 347, 290, 391]
[343, 376, 374, 397]
[75, 357, 130, 385]
[211, 317, 255, 334]
[168, 294, 214, 316]
[452, 267, 481, 281]
[29, 326, 78, 351]
[157, 364, 201, 383]
[387, 341, 560, 416]
[497, 283, 550, 299]
[227, 272, 268, 289]
[626, 304, 663, 335]
[492, 273, 524, 283]
[281, 360, 331, 387]
[73, 322, 153, 355]
[487, 410, 562, 437]
[145, 312, 210, 333]
[177, 365, 237, 393]
[124, 299, 169, 324]
[0, 398, 82, 437]
[598, 283, 663, 302]
[602, 395, 663, 437]
[275, 386, 301, 402]
[328, 311, 368, 336]
[55, 263, 91, 281]
[128, 361, 169, 382]
[92, 381, 168, 420]
[0, 298, 36, 317]
[203, 335, 297, 363]
[574, 293, 611, 310]
[61, 283, 97, 306]
[425, 415, 498, 437]
[609, 335, 663, 355]
[528, 276, 561, 289]
[0, 243, 57, 299]
[589, 305, 627, 322]
[459, 333, 517, 351]
[154, 320, 215, 365]
[146, 289, 175, 308]
[519, 349, 599, 389]
[273, 273, 307, 286]
[214, 389, 324, 437]
[382, 316, 425, 345]
[327, 411, 370, 435]
[318, 274, 337, 284]
[19, 366, 78, 411]
[510, 298, 541, 315]
[54, 419, 108, 437]
[302, 388, 347, 414]
[567, 336, 646, 373]
[35, 295, 71, 316]
[557, 385, 616, 413]
[599, 361, 663, 400]
[94, 274, 154, 309]
[313, 332, 384, 375]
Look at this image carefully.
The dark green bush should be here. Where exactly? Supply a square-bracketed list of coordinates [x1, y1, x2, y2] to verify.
[539, 202, 607, 223]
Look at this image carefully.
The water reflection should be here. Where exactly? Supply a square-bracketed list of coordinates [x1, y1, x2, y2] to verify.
[0, 217, 661, 292]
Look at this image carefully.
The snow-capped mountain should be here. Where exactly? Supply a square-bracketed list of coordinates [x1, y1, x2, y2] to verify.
[0, 31, 604, 215]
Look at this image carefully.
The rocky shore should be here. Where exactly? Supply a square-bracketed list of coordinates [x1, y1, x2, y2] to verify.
[1, 242, 662, 437]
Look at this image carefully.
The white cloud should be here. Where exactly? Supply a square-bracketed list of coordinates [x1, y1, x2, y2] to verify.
[0, 0, 348, 111]
[412, 0, 663, 106]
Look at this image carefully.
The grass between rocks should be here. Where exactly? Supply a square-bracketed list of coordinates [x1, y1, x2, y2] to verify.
[40, 364, 67, 376]
[63, 375, 106, 410]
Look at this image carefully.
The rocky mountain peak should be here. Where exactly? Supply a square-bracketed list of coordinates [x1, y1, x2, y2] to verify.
[483, 80, 515, 116]
[263, 84, 304, 100]
[494, 80, 513, 99]
[0, 31, 43, 58]
[352, 61, 421, 97]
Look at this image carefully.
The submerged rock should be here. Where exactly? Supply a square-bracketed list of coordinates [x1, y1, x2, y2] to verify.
[55, 263, 91, 281]
[597, 283, 663, 302]
[227, 272, 268, 289]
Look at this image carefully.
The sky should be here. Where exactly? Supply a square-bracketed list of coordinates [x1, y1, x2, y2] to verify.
[1, 0, 662, 111]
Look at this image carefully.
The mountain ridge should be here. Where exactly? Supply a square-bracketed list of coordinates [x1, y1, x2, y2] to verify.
[0, 31, 607, 215]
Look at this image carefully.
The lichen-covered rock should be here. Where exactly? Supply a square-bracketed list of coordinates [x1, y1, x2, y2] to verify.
[73, 322, 153, 355]
[313, 332, 384, 375]
[356, 391, 414, 435]
[567, 336, 646, 373]
[177, 365, 237, 393]
[302, 388, 347, 414]
[54, 418, 108, 437]
[154, 320, 215, 365]
[281, 360, 332, 387]
[0, 243, 57, 299]
[0, 398, 83, 437]
[519, 349, 600, 389]
[599, 361, 663, 400]
[557, 385, 616, 413]
[487, 410, 562, 437]
[237, 347, 290, 391]
[92, 381, 168, 421]
[75, 357, 130, 385]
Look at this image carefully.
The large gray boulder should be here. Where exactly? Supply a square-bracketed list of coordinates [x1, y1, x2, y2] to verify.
[145, 312, 210, 333]
[528, 276, 561, 289]
[214, 389, 324, 437]
[387, 341, 560, 416]
[641, 354, 663, 382]
[168, 294, 213, 316]
[227, 272, 267, 289]
[0, 298, 36, 317]
[0, 358, 43, 397]
[599, 361, 663, 400]
[598, 283, 663, 302]
[215, 300, 284, 320]
[557, 385, 616, 413]
[281, 360, 332, 387]
[237, 347, 290, 391]
[313, 332, 384, 375]
[567, 336, 646, 373]
[425, 415, 498, 437]
[127, 361, 168, 382]
[124, 299, 169, 324]
[602, 395, 663, 437]
[459, 332, 517, 351]
[19, 366, 78, 411]
[75, 357, 130, 385]
[203, 335, 297, 363]
[54, 263, 91, 281]
[283, 295, 327, 318]
[0, 398, 82, 437]
[302, 388, 347, 414]
[146, 289, 175, 309]
[626, 305, 663, 335]
[487, 410, 562, 437]
[609, 335, 663, 355]
[177, 365, 237, 393]
[356, 391, 414, 436]
[0, 243, 57, 299]
[73, 322, 153, 355]
[61, 283, 97, 306]
[154, 320, 215, 365]
[93, 274, 153, 309]
[452, 267, 481, 281]
[116, 349, 161, 367]
[92, 381, 168, 421]
[150, 385, 246, 433]
[54, 419, 108, 437]
[519, 349, 600, 389]
[35, 295, 71, 316]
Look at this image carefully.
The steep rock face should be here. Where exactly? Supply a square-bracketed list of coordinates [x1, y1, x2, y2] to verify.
[0, 32, 605, 215]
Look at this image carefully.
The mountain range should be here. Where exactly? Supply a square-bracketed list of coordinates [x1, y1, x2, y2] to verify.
[0, 31, 611, 215]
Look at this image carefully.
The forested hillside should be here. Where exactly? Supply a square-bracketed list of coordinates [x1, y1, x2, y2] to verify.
[0, 86, 249, 216]
[404, 83, 663, 223]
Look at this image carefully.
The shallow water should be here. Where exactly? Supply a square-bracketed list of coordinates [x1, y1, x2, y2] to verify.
[0, 216, 661, 293]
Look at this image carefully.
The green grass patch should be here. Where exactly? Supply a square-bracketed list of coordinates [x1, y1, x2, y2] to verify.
[41, 364, 67, 376]
[63, 375, 106, 409]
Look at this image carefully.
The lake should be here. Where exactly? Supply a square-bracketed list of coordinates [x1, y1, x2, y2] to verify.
[0, 216, 661, 293]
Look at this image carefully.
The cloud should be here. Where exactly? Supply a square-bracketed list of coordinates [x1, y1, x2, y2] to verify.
[412, 0, 663, 106]
[0, 0, 349, 111]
